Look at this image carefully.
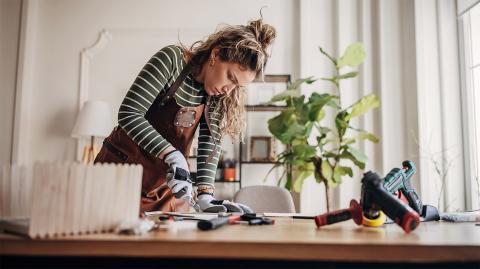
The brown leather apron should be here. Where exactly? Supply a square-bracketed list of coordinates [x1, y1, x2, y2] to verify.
[94, 63, 205, 213]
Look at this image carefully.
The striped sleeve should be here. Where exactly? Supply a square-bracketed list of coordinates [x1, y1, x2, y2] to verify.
[195, 107, 223, 186]
[118, 45, 182, 157]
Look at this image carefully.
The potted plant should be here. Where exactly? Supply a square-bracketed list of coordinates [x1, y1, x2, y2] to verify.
[267, 43, 380, 211]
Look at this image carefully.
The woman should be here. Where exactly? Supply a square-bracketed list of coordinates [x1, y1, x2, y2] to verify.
[95, 19, 276, 213]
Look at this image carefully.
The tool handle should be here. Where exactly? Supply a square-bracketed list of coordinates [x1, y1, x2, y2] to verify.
[315, 200, 362, 227]
[401, 179, 423, 214]
[197, 216, 241, 231]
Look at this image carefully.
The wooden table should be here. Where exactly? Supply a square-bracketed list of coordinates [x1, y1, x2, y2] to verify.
[1, 218, 479, 267]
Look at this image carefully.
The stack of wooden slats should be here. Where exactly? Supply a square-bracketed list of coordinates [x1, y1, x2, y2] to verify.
[0, 162, 143, 238]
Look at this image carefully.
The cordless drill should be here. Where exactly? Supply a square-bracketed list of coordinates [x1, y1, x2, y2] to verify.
[382, 160, 439, 221]
[382, 160, 422, 213]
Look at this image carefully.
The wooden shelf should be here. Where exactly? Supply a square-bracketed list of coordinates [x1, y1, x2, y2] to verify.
[245, 105, 287, 112]
[240, 161, 281, 164]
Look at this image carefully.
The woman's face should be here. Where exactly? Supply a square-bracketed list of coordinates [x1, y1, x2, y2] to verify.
[202, 50, 257, 96]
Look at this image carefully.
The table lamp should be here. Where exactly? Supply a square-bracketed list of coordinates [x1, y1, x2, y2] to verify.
[71, 100, 113, 163]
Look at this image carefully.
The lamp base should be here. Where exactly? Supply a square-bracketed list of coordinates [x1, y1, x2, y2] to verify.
[82, 145, 99, 164]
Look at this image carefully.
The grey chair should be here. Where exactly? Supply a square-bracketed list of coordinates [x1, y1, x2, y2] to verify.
[233, 185, 296, 213]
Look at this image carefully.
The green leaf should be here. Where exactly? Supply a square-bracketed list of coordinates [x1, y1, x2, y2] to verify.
[314, 160, 325, 184]
[339, 166, 353, 177]
[293, 96, 310, 123]
[326, 99, 341, 109]
[319, 47, 337, 66]
[285, 172, 293, 191]
[333, 166, 353, 183]
[293, 144, 317, 160]
[337, 72, 358, 80]
[343, 138, 356, 145]
[323, 151, 337, 158]
[357, 132, 380, 143]
[293, 163, 314, 192]
[284, 123, 308, 142]
[337, 42, 366, 69]
[347, 145, 367, 163]
[324, 138, 340, 146]
[335, 111, 349, 137]
[340, 151, 365, 170]
[321, 72, 358, 86]
[345, 94, 380, 121]
[267, 110, 294, 143]
[313, 109, 326, 122]
[292, 172, 307, 192]
[288, 77, 316, 91]
[339, 145, 367, 170]
[308, 93, 337, 122]
[316, 126, 330, 146]
[321, 159, 333, 182]
[317, 126, 331, 134]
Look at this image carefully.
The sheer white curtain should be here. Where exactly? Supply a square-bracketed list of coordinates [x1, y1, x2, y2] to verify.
[297, 0, 465, 213]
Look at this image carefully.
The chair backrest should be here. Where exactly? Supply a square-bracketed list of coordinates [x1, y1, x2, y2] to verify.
[233, 185, 296, 213]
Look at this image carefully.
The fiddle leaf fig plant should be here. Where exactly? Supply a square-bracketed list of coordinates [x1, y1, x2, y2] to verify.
[266, 42, 380, 211]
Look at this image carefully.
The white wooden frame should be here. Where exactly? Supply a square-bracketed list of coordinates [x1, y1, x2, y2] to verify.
[457, 2, 480, 210]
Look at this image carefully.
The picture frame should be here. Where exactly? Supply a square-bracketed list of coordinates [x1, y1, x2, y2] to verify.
[245, 75, 291, 106]
[250, 136, 275, 162]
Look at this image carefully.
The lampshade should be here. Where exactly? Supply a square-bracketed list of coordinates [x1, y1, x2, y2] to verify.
[71, 100, 113, 138]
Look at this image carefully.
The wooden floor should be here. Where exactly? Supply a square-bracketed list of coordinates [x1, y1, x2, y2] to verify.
[1, 218, 479, 267]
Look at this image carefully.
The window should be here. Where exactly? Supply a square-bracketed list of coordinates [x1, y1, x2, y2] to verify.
[459, 1, 480, 210]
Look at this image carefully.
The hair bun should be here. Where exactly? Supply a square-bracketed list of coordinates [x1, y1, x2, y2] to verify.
[247, 19, 277, 50]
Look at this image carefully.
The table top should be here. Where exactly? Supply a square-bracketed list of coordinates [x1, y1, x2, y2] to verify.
[1, 218, 479, 262]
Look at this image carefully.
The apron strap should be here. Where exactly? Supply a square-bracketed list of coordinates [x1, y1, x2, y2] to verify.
[153, 62, 192, 108]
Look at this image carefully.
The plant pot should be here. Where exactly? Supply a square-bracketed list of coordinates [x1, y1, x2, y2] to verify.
[223, 168, 236, 181]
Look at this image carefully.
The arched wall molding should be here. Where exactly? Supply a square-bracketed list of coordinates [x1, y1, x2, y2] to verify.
[75, 27, 209, 160]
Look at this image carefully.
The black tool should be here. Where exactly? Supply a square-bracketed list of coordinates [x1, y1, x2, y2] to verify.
[197, 213, 274, 231]
[362, 171, 420, 233]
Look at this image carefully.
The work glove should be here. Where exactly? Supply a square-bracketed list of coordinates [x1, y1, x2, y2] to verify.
[197, 192, 253, 214]
[163, 150, 194, 201]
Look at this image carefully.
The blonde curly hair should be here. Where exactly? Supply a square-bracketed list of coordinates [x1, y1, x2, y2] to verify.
[183, 19, 276, 142]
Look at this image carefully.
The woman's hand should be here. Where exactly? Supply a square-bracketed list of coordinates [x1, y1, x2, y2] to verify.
[163, 150, 193, 200]
[197, 192, 253, 213]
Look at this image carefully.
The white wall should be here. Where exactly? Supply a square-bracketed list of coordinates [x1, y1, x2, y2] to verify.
[0, 0, 21, 165]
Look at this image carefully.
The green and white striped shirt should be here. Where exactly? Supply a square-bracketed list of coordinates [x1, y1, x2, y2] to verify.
[118, 45, 222, 186]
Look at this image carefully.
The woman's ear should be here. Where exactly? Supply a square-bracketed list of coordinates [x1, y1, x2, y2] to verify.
[210, 47, 219, 60]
